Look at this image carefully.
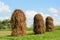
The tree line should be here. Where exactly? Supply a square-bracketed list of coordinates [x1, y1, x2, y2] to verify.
[0, 19, 11, 29]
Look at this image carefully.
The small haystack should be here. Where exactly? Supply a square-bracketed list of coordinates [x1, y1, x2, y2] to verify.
[46, 16, 54, 32]
[33, 14, 45, 34]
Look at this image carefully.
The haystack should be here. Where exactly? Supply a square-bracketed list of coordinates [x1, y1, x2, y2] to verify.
[46, 16, 54, 32]
[33, 14, 45, 34]
[11, 9, 26, 36]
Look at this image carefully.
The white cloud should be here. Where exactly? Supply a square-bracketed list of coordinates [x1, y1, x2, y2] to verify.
[25, 10, 37, 27]
[43, 14, 51, 21]
[49, 8, 59, 17]
[53, 14, 58, 17]
[0, 1, 11, 13]
[0, 16, 10, 21]
[44, 14, 50, 18]
[25, 10, 51, 27]
[0, 1, 11, 21]
[54, 17, 60, 26]
[49, 8, 58, 14]
[25, 10, 60, 27]
[25, 10, 37, 18]
[25, 10, 45, 19]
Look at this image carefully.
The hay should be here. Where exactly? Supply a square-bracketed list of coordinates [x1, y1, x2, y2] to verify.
[11, 9, 26, 36]
[46, 16, 54, 32]
[33, 14, 45, 34]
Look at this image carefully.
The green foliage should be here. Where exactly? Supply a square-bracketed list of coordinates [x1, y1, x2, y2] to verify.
[0, 19, 11, 30]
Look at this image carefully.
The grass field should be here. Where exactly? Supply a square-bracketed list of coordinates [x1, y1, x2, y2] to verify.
[0, 26, 60, 40]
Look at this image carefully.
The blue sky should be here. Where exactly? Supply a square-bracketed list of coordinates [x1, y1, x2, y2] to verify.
[0, 0, 60, 27]
[1, 0, 60, 11]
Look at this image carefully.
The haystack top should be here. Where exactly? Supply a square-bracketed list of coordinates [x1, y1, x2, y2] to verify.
[13, 9, 24, 14]
[34, 14, 43, 20]
[46, 16, 53, 21]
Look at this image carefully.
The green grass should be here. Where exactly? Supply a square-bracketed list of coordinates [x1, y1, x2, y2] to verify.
[0, 26, 60, 40]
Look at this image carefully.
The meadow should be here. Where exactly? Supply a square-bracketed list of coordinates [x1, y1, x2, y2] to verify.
[0, 26, 60, 40]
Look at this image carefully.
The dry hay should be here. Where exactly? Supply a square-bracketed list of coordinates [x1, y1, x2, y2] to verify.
[33, 14, 45, 34]
[46, 16, 54, 32]
[11, 9, 26, 36]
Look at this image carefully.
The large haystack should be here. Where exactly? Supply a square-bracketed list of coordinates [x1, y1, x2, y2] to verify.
[46, 16, 54, 32]
[33, 14, 45, 34]
[11, 9, 26, 36]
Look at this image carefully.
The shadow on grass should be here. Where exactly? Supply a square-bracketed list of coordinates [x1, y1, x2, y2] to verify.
[6, 35, 19, 37]
[27, 32, 34, 35]
[6, 35, 12, 37]
[6, 32, 35, 37]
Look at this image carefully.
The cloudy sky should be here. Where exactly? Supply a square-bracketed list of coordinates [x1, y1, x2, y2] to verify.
[0, 0, 60, 27]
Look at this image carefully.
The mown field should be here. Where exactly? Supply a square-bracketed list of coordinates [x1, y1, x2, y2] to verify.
[0, 26, 60, 40]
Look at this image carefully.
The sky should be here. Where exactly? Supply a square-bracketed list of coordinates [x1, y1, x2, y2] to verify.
[0, 0, 60, 27]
